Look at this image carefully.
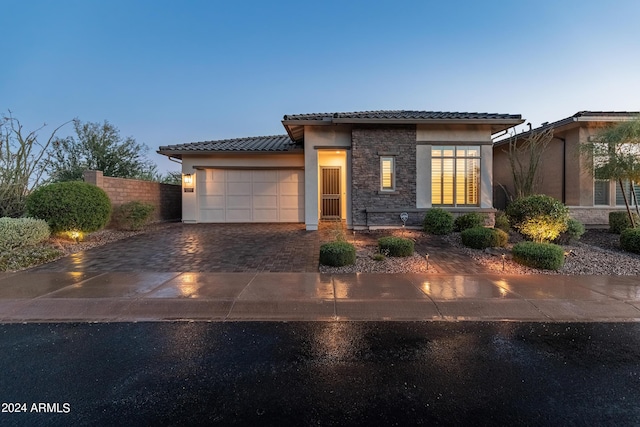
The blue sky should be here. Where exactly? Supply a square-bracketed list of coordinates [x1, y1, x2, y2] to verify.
[2, 0, 639, 174]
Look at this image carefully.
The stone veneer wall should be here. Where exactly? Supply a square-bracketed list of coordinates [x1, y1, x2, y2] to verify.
[83, 170, 181, 222]
[569, 207, 625, 227]
[351, 125, 418, 228]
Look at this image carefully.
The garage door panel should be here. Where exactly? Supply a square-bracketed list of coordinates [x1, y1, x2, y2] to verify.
[253, 195, 278, 208]
[226, 195, 252, 209]
[252, 170, 278, 182]
[278, 170, 300, 182]
[253, 209, 278, 222]
[201, 181, 224, 195]
[226, 209, 252, 222]
[227, 170, 252, 182]
[227, 182, 252, 195]
[200, 194, 225, 208]
[253, 182, 277, 195]
[200, 208, 226, 222]
[199, 168, 304, 223]
[279, 182, 301, 196]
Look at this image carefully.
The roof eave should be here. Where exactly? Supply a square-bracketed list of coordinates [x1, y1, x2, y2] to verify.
[157, 149, 303, 156]
[494, 113, 639, 147]
[282, 117, 524, 141]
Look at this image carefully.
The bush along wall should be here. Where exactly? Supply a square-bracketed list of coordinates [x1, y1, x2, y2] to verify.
[620, 228, 640, 254]
[25, 181, 111, 234]
[112, 201, 155, 230]
[423, 208, 454, 235]
[506, 194, 569, 243]
[609, 211, 640, 234]
[461, 227, 508, 250]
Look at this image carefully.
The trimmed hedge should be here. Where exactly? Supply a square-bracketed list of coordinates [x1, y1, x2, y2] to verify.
[620, 228, 640, 254]
[319, 241, 356, 267]
[377, 236, 414, 257]
[423, 208, 454, 235]
[0, 217, 50, 251]
[25, 182, 111, 233]
[461, 227, 508, 249]
[555, 218, 585, 244]
[454, 212, 485, 232]
[113, 201, 155, 230]
[506, 195, 569, 242]
[512, 241, 565, 270]
[494, 210, 510, 233]
[609, 211, 640, 234]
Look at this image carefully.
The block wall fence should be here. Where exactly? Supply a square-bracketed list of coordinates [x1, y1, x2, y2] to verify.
[83, 170, 181, 222]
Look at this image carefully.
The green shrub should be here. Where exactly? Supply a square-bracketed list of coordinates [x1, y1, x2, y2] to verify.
[0, 246, 62, 272]
[0, 217, 51, 251]
[494, 210, 510, 233]
[555, 218, 585, 244]
[423, 208, 454, 235]
[454, 212, 486, 232]
[319, 241, 356, 266]
[620, 228, 640, 254]
[25, 182, 111, 233]
[460, 227, 508, 249]
[372, 253, 385, 261]
[377, 236, 414, 257]
[512, 241, 565, 270]
[506, 195, 569, 242]
[609, 211, 640, 234]
[113, 201, 155, 230]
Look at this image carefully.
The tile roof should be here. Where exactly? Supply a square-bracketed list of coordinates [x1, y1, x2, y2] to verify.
[283, 110, 522, 121]
[158, 135, 298, 155]
[494, 111, 640, 146]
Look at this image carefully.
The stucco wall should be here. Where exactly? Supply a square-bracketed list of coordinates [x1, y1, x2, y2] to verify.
[83, 170, 181, 222]
[493, 134, 569, 209]
[303, 125, 352, 230]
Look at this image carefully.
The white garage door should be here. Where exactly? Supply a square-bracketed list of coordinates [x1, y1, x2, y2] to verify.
[198, 169, 304, 222]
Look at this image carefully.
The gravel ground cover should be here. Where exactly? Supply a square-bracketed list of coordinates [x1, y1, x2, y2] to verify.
[444, 229, 640, 275]
[320, 228, 640, 275]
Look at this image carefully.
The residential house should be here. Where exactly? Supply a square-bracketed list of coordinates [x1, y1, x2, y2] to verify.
[158, 110, 523, 230]
[493, 111, 640, 226]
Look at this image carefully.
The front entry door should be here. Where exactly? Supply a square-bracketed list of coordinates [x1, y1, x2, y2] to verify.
[321, 167, 341, 219]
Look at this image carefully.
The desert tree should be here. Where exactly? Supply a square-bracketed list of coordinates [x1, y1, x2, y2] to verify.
[579, 116, 640, 227]
[50, 119, 158, 182]
[502, 125, 554, 200]
[0, 111, 70, 217]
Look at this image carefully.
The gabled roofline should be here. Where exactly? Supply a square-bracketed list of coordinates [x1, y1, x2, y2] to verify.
[282, 111, 524, 143]
[494, 111, 640, 147]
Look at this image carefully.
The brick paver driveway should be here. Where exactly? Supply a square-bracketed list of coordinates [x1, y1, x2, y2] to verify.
[32, 224, 321, 273]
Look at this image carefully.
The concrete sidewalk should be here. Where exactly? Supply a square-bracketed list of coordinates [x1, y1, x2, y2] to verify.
[1, 272, 640, 322]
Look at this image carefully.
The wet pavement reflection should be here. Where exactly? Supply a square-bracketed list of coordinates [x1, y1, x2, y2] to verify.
[2, 321, 640, 426]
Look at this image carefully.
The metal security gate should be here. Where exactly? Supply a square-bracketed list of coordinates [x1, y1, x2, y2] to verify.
[321, 167, 341, 219]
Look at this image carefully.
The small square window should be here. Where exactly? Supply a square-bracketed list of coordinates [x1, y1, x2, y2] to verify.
[380, 157, 395, 191]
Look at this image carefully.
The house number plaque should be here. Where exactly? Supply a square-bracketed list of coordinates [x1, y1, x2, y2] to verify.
[400, 212, 408, 226]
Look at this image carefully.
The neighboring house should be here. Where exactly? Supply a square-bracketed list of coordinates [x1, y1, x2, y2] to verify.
[158, 110, 523, 230]
[493, 111, 640, 226]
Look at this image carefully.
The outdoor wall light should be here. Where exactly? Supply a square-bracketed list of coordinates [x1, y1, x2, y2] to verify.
[183, 173, 194, 192]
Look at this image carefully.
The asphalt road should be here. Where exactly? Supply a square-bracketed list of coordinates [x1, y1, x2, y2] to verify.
[1, 322, 640, 426]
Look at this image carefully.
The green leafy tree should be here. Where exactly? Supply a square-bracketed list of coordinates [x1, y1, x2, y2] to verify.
[579, 117, 640, 227]
[0, 111, 69, 217]
[50, 119, 158, 182]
